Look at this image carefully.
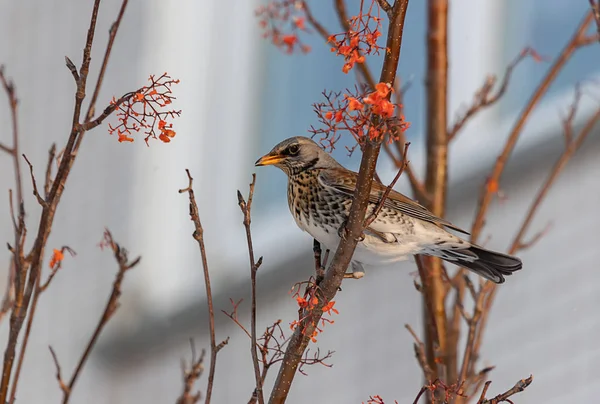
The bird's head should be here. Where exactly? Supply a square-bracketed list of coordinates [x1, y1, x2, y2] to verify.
[255, 136, 339, 175]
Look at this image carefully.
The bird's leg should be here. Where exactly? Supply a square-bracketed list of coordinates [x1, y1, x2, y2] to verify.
[313, 239, 325, 285]
[364, 226, 398, 243]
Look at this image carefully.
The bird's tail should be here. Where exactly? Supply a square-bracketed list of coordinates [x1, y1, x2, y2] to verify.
[439, 245, 522, 284]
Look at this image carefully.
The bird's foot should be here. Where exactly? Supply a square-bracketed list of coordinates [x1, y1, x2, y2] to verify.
[344, 271, 365, 279]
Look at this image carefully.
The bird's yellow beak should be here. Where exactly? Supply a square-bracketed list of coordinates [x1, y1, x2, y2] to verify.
[255, 153, 283, 166]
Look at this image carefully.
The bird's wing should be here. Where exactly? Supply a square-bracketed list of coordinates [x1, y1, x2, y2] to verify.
[318, 167, 470, 235]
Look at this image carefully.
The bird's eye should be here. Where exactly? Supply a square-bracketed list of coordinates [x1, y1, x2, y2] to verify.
[287, 144, 300, 155]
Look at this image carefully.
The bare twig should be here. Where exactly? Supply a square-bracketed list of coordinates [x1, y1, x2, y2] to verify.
[44, 144, 57, 198]
[0, 66, 23, 207]
[22, 154, 47, 207]
[301, 1, 330, 42]
[364, 142, 410, 228]
[237, 175, 265, 404]
[179, 170, 227, 404]
[0, 1, 132, 401]
[470, 10, 595, 243]
[449, 14, 596, 399]
[448, 49, 535, 141]
[478, 375, 533, 404]
[57, 230, 138, 404]
[405, 324, 433, 382]
[9, 246, 74, 404]
[175, 341, 205, 404]
[466, 106, 600, 388]
[589, 0, 600, 40]
[268, 2, 410, 402]
[0, 262, 15, 325]
[48, 346, 69, 396]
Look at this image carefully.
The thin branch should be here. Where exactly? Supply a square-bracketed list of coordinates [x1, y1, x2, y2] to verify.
[175, 341, 205, 404]
[0, 259, 15, 325]
[448, 48, 534, 141]
[237, 175, 265, 404]
[405, 324, 433, 382]
[478, 375, 533, 404]
[44, 144, 57, 198]
[22, 154, 47, 207]
[2, 2, 132, 402]
[459, 102, 600, 402]
[179, 170, 227, 404]
[510, 106, 600, 254]
[301, 1, 330, 41]
[9, 246, 74, 404]
[0, 66, 23, 206]
[48, 346, 69, 396]
[586, 0, 599, 41]
[268, 2, 410, 402]
[84, 0, 128, 123]
[470, 10, 595, 243]
[0, 2, 104, 400]
[364, 142, 410, 228]
[59, 230, 138, 404]
[451, 14, 596, 398]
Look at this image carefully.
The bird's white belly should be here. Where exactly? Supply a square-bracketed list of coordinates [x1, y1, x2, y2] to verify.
[298, 218, 425, 266]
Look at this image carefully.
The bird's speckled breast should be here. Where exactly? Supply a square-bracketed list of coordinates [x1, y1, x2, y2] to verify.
[287, 169, 350, 235]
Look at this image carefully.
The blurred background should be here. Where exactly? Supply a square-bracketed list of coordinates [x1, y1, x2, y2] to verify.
[0, 0, 599, 403]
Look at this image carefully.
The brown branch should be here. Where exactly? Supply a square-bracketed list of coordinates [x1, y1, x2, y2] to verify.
[44, 144, 57, 198]
[0, 66, 23, 207]
[478, 375, 533, 404]
[448, 49, 533, 141]
[85, 0, 128, 123]
[406, 324, 433, 382]
[237, 175, 265, 404]
[447, 14, 597, 398]
[57, 230, 138, 403]
[0, 261, 15, 326]
[268, 2, 410, 402]
[0, 2, 132, 401]
[179, 170, 227, 404]
[9, 246, 74, 404]
[420, 0, 449, 391]
[22, 154, 47, 207]
[48, 346, 69, 396]
[456, 98, 600, 404]
[511, 106, 600, 255]
[176, 341, 205, 404]
[470, 10, 595, 243]
[465, 106, 600, 385]
[588, 0, 600, 40]
[301, 1, 330, 41]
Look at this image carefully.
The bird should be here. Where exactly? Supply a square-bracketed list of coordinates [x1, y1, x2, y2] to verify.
[255, 136, 522, 284]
